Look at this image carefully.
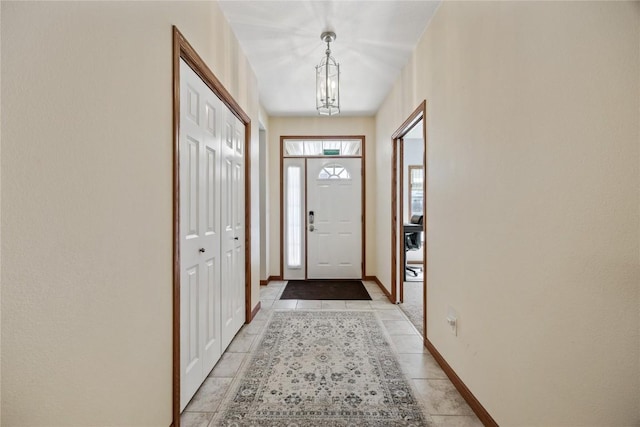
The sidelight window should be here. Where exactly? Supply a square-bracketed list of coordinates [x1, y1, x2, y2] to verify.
[286, 166, 302, 268]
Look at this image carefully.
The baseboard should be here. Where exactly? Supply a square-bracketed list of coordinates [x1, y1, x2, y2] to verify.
[249, 301, 261, 322]
[425, 339, 498, 426]
[363, 276, 394, 303]
[260, 276, 283, 286]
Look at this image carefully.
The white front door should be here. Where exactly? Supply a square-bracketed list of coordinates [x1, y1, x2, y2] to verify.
[179, 60, 245, 411]
[307, 158, 362, 279]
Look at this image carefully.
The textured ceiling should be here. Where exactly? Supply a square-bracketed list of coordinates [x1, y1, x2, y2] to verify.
[218, 1, 441, 116]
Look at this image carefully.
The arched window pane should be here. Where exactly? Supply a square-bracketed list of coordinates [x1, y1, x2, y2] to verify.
[318, 163, 351, 180]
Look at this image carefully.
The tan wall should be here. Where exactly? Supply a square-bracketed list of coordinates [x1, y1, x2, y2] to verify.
[0, 1, 261, 425]
[267, 117, 376, 278]
[375, 1, 640, 425]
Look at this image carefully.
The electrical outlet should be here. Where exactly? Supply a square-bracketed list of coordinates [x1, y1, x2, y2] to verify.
[447, 307, 458, 336]
[446, 316, 457, 335]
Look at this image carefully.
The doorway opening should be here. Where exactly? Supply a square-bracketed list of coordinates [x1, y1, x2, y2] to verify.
[279, 136, 366, 280]
[259, 125, 268, 286]
[391, 101, 427, 339]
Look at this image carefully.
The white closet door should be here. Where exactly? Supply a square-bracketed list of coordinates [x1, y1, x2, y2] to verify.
[179, 60, 223, 410]
[220, 110, 246, 349]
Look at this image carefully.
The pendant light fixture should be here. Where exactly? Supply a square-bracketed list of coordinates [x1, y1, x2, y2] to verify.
[316, 31, 340, 116]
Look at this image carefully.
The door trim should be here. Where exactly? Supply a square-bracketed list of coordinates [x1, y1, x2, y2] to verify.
[399, 137, 405, 302]
[390, 101, 426, 335]
[279, 135, 366, 280]
[172, 26, 252, 427]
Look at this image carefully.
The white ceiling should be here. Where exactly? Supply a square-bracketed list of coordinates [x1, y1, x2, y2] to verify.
[217, 1, 441, 117]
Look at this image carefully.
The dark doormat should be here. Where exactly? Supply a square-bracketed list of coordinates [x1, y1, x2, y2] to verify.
[280, 280, 371, 300]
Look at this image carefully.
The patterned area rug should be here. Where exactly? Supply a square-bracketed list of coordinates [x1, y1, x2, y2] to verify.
[214, 311, 430, 426]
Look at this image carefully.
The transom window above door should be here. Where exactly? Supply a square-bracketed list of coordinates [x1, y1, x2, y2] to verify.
[283, 139, 361, 157]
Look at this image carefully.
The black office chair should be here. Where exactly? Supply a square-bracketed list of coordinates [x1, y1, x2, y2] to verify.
[405, 215, 423, 278]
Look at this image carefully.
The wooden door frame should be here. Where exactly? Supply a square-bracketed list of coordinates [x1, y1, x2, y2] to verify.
[172, 26, 253, 427]
[399, 138, 405, 302]
[279, 135, 366, 280]
[391, 101, 427, 338]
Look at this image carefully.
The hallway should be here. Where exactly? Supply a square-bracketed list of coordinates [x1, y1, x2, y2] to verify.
[181, 281, 481, 426]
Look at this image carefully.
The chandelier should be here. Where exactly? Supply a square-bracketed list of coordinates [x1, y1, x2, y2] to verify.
[316, 31, 340, 116]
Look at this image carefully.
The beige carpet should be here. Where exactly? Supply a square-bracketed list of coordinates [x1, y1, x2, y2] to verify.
[400, 279, 424, 337]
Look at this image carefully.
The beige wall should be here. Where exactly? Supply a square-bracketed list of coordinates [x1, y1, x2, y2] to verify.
[375, 1, 640, 424]
[267, 117, 376, 278]
[1, 1, 261, 425]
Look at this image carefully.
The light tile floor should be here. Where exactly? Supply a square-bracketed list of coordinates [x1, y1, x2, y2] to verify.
[181, 280, 482, 427]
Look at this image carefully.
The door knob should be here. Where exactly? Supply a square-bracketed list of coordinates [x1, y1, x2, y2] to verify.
[309, 225, 315, 232]
[234, 237, 239, 240]
[199, 248, 205, 253]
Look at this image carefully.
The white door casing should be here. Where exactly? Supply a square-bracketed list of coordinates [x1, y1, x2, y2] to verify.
[307, 158, 362, 279]
[179, 60, 245, 411]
